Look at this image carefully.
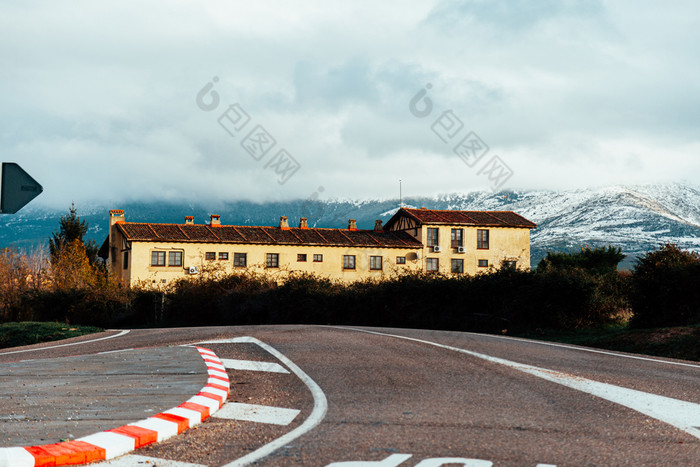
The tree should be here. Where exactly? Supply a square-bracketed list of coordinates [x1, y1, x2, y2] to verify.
[49, 203, 99, 266]
[630, 244, 700, 328]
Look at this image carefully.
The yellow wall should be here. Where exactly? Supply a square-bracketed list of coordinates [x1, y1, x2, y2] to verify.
[114, 234, 423, 287]
[107, 215, 532, 286]
[411, 224, 531, 275]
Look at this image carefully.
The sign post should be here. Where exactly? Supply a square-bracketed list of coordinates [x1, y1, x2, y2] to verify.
[0, 163, 43, 214]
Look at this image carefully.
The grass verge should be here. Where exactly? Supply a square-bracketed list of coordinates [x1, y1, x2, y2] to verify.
[0, 321, 103, 349]
[521, 324, 700, 362]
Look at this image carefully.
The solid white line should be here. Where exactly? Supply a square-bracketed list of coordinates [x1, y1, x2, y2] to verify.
[336, 327, 700, 440]
[465, 331, 700, 369]
[0, 329, 131, 355]
[197, 336, 328, 467]
[221, 358, 290, 374]
[95, 454, 207, 466]
[214, 402, 300, 425]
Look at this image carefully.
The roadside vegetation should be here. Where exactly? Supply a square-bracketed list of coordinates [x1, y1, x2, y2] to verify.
[0, 321, 102, 349]
[0, 205, 698, 360]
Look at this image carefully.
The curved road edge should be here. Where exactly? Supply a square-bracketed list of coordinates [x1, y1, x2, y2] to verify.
[0, 346, 229, 467]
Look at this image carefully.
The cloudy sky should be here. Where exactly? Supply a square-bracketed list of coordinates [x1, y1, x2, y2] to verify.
[2, 0, 699, 209]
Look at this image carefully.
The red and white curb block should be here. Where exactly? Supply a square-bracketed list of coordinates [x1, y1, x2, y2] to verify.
[0, 347, 229, 467]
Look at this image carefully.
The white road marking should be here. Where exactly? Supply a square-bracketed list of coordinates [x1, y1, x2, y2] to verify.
[196, 336, 328, 467]
[98, 348, 134, 355]
[95, 454, 207, 466]
[0, 447, 35, 467]
[326, 454, 413, 466]
[415, 459, 493, 467]
[0, 329, 130, 355]
[214, 402, 300, 425]
[468, 331, 700, 369]
[220, 358, 290, 373]
[336, 327, 700, 440]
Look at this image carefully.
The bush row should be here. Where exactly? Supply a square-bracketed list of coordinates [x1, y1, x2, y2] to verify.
[2, 244, 697, 332]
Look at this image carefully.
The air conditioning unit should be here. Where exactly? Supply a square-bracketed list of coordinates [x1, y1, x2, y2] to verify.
[188, 266, 199, 275]
[432, 245, 442, 253]
[456, 246, 466, 253]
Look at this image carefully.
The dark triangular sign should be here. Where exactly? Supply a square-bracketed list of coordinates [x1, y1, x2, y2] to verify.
[1, 163, 43, 214]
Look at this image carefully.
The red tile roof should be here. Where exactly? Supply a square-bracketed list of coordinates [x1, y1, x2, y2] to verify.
[387, 208, 536, 229]
[116, 222, 423, 249]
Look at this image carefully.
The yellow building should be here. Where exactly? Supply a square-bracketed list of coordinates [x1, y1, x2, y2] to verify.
[102, 207, 535, 286]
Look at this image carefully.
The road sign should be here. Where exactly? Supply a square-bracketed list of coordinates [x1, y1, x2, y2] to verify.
[0, 162, 43, 214]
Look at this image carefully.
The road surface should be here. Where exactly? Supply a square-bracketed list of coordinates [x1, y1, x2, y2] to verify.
[1, 325, 698, 466]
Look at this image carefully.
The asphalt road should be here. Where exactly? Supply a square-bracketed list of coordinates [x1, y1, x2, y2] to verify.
[1, 325, 699, 466]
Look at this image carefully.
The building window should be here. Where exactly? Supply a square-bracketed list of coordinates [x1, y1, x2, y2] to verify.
[169, 251, 183, 267]
[234, 253, 247, 267]
[451, 229, 463, 247]
[477, 229, 490, 249]
[123, 251, 129, 270]
[266, 253, 279, 268]
[343, 255, 356, 270]
[205, 252, 216, 261]
[313, 254, 323, 262]
[396, 256, 406, 264]
[451, 259, 464, 274]
[298, 254, 307, 262]
[426, 258, 439, 272]
[370, 256, 382, 270]
[478, 259, 489, 268]
[218, 252, 229, 261]
[427, 228, 439, 247]
[151, 251, 165, 267]
[503, 260, 517, 270]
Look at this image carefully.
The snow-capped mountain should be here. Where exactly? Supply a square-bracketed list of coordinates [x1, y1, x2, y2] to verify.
[2, 183, 699, 269]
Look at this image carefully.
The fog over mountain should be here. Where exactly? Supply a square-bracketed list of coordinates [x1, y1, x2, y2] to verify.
[2, 183, 699, 269]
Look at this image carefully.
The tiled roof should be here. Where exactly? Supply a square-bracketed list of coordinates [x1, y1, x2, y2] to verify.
[116, 223, 423, 249]
[388, 208, 536, 229]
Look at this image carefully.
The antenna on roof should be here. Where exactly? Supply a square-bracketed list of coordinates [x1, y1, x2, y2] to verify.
[399, 179, 402, 208]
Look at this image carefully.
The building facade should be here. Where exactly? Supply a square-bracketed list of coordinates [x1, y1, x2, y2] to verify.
[102, 207, 536, 286]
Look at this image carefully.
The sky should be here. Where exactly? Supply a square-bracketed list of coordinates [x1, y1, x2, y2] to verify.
[1, 0, 699, 209]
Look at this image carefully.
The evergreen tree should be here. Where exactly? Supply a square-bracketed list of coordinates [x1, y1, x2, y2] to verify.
[49, 203, 99, 265]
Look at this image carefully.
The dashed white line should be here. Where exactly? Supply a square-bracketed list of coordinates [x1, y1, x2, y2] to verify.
[336, 327, 700, 440]
[214, 402, 300, 425]
[221, 358, 290, 373]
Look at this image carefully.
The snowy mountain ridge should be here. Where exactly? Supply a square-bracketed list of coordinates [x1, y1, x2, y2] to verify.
[2, 183, 699, 269]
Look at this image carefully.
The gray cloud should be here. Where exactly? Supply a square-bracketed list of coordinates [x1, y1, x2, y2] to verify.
[1, 0, 698, 209]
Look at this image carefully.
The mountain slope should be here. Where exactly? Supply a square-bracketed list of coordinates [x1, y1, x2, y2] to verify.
[2, 184, 699, 269]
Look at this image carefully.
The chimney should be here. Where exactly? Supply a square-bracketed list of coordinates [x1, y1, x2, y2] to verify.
[279, 216, 290, 230]
[109, 209, 125, 226]
[185, 216, 194, 225]
[374, 220, 383, 231]
[348, 219, 357, 231]
[299, 217, 309, 229]
[210, 214, 221, 226]
[108, 210, 125, 266]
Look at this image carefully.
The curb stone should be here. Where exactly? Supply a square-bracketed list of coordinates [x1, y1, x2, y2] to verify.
[0, 347, 229, 467]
